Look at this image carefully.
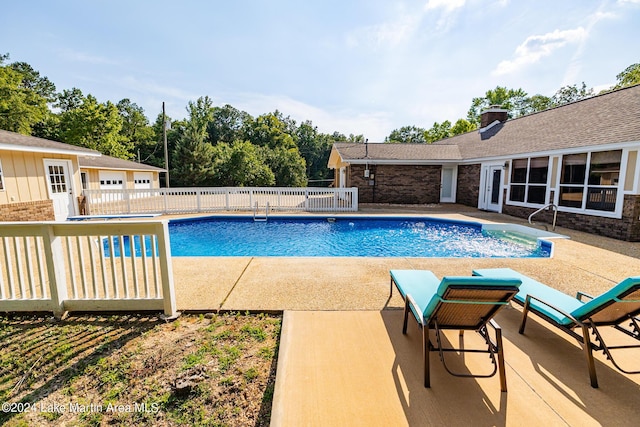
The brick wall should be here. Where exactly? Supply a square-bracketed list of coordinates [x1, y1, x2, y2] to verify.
[0, 200, 55, 222]
[502, 195, 640, 241]
[456, 164, 481, 207]
[350, 164, 442, 204]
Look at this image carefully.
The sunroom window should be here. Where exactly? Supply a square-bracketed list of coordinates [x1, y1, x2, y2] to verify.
[0, 159, 4, 190]
[559, 150, 621, 212]
[509, 157, 548, 204]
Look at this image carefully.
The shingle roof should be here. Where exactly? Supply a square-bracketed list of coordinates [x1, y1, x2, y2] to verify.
[332, 84, 640, 164]
[333, 142, 461, 162]
[79, 155, 166, 172]
[433, 84, 640, 160]
[0, 129, 100, 155]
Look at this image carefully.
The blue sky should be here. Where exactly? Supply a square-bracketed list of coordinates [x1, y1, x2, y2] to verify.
[2, 0, 639, 140]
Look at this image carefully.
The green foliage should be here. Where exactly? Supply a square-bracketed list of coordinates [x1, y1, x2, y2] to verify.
[212, 141, 275, 186]
[385, 125, 427, 143]
[0, 59, 49, 134]
[613, 63, 640, 89]
[450, 119, 476, 135]
[58, 92, 132, 158]
[551, 82, 593, 106]
[171, 126, 216, 186]
[467, 86, 529, 125]
[425, 120, 452, 143]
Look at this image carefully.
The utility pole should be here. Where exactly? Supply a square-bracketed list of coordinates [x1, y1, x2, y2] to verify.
[162, 102, 170, 188]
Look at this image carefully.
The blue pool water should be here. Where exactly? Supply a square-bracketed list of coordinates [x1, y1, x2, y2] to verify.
[163, 216, 551, 258]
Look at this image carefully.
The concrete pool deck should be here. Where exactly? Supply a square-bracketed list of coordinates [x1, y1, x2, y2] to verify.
[167, 205, 640, 426]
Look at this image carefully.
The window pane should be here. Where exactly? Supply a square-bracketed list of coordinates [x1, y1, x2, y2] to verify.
[586, 187, 617, 211]
[528, 157, 548, 184]
[510, 185, 525, 202]
[588, 150, 621, 186]
[527, 185, 546, 204]
[511, 159, 527, 183]
[559, 186, 584, 208]
[561, 153, 587, 184]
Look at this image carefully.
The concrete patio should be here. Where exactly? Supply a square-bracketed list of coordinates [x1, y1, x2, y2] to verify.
[168, 205, 640, 426]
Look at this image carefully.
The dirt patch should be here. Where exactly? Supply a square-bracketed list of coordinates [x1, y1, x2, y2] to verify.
[0, 312, 281, 426]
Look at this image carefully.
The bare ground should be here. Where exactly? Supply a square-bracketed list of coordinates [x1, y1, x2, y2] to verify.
[0, 312, 281, 427]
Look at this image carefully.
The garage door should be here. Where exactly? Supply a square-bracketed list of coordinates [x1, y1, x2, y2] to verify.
[134, 172, 152, 189]
[99, 171, 125, 202]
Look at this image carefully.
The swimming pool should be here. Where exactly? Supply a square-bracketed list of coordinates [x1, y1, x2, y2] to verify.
[166, 216, 553, 258]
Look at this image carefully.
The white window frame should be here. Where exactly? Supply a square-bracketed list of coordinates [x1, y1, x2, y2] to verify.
[554, 149, 627, 219]
[506, 156, 550, 208]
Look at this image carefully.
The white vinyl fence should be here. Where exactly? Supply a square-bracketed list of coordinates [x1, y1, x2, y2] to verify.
[83, 187, 358, 216]
[0, 221, 177, 318]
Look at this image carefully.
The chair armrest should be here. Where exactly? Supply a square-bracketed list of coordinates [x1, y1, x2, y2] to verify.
[405, 294, 426, 327]
[576, 291, 595, 301]
[524, 294, 583, 326]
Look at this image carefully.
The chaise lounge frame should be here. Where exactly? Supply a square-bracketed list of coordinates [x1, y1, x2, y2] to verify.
[390, 271, 521, 392]
[473, 268, 640, 388]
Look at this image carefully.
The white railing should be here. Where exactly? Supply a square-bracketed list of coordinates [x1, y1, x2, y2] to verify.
[83, 187, 358, 216]
[0, 221, 177, 318]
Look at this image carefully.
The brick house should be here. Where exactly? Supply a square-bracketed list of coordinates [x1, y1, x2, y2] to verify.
[328, 84, 640, 241]
[0, 130, 165, 221]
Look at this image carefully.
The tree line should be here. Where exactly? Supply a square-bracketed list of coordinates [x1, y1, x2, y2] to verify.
[1, 52, 638, 186]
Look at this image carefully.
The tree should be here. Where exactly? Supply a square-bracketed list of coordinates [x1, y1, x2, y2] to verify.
[0, 57, 49, 134]
[9, 62, 56, 102]
[58, 93, 132, 158]
[117, 99, 155, 162]
[467, 86, 529, 125]
[56, 88, 85, 112]
[294, 120, 334, 184]
[551, 83, 593, 106]
[207, 104, 251, 144]
[424, 120, 452, 143]
[613, 63, 640, 89]
[171, 125, 216, 186]
[450, 119, 476, 136]
[385, 126, 427, 143]
[212, 141, 275, 186]
[524, 94, 553, 114]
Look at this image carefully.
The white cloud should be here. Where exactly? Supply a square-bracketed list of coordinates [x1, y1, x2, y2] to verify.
[424, 0, 466, 12]
[618, 0, 640, 5]
[492, 27, 588, 76]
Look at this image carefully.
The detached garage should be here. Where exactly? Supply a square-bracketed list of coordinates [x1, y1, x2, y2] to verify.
[79, 155, 165, 207]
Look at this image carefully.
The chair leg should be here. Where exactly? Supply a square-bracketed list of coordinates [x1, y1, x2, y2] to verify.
[519, 298, 531, 334]
[495, 326, 507, 392]
[424, 325, 431, 388]
[581, 325, 599, 388]
[402, 297, 410, 335]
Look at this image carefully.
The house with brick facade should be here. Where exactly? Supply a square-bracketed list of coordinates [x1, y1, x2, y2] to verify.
[328, 84, 640, 240]
[0, 129, 165, 221]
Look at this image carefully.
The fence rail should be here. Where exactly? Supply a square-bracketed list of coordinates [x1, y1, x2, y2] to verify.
[0, 221, 177, 318]
[83, 187, 358, 216]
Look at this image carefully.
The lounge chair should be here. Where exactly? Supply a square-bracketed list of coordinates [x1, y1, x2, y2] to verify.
[472, 268, 640, 388]
[389, 270, 521, 391]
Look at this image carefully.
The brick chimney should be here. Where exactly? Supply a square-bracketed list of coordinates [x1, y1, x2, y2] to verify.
[480, 105, 509, 128]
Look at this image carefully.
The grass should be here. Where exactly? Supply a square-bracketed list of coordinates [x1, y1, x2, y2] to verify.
[0, 312, 281, 427]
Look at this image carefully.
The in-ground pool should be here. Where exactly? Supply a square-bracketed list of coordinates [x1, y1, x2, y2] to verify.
[165, 216, 553, 258]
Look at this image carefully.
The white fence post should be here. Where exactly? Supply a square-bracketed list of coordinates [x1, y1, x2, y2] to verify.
[157, 221, 178, 318]
[41, 224, 68, 319]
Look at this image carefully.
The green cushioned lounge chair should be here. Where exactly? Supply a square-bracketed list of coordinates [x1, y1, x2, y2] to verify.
[389, 270, 521, 392]
[473, 268, 640, 388]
